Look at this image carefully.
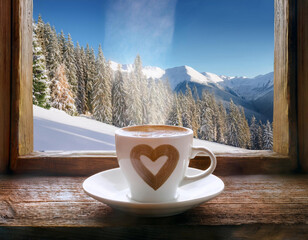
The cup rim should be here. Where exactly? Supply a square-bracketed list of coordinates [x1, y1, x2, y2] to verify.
[115, 124, 193, 138]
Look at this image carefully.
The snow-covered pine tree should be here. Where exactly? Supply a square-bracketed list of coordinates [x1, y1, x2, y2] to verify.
[35, 15, 47, 57]
[126, 70, 142, 125]
[163, 78, 174, 123]
[209, 94, 219, 141]
[249, 116, 259, 149]
[105, 61, 113, 104]
[193, 85, 202, 134]
[125, 56, 143, 125]
[238, 107, 251, 149]
[32, 22, 50, 108]
[199, 90, 215, 141]
[58, 30, 66, 63]
[216, 102, 227, 144]
[178, 89, 192, 129]
[226, 99, 240, 147]
[166, 94, 182, 126]
[146, 78, 158, 124]
[177, 91, 188, 128]
[112, 64, 128, 127]
[180, 84, 192, 130]
[50, 64, 76, 115]
[155, 79, 173, 124]
[177, 84, 199, 137]
[45, 24, 61, 81]
[92, 46, 112, 124]
[263, 120, 273, 150]
[45, 25, 63, 108]
[195, 93, 202, 135]
[134, 55, 149, 124]
[188, 87, 200, 138]
[75, 42, 85, 114]
[257, 121, 264, 150]
[64, 33, 78, 98]
[81, 47, 89, 100]
[84, 45, 96, 113]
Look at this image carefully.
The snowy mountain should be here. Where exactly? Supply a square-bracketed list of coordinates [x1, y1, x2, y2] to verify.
[143, 66, 165, 79]
[109, 62, 222, 89]
[109, 60, 273, 122]
[109, 60, 165, 79]
[218, 72, 274, 121]
[202, 72, 224, 83]
[162, 66, 215, 89]
[170, 69, 273, 122]
[219, 72, 274, 101]
[175, 80, 269, 122]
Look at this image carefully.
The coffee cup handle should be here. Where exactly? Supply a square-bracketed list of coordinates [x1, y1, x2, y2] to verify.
[180, 146, 217, 186]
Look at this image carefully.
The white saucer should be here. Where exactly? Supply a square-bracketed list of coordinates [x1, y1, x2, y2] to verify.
[83, 167, 224, 217]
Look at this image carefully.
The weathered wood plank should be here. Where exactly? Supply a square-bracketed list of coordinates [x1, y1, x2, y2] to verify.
[10, 0, 33, 169]
[13, 151, 292, 175]
[298, 0, 308, 172]
[1, 174, 307, 238]
[0, 175, 307, 227]
[273, 0, 298, 162]
[0, 0, 11, 173]
[1, 201, 307, 226]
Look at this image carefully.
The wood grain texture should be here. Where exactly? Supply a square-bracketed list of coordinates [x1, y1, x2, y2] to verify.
[297, 0, 308, 172]
[0, 175, 307, 239]
[10, 0, 33, 169]
[273, 0, 298, 161]
[13, 150, 293, 176]
[0, 0, 11, 173]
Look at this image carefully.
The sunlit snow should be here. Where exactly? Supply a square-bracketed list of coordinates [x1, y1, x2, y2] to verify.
[33, 105, 247, 153]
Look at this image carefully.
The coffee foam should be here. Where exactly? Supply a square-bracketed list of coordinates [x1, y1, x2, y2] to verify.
[117, 125, 191, 138]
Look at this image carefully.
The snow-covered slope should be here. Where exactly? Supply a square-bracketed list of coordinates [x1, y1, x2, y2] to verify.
[202, 72, 224, 83]
[33, 105, 245, 152]
[33, 106, 118, 151]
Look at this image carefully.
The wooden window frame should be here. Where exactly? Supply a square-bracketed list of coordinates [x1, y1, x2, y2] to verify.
[0, 0, 307, 175]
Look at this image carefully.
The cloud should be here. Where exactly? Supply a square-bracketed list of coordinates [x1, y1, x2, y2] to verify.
[104, 0, 177, 66]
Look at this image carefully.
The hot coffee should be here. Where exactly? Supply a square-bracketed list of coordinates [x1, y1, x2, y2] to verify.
[117, 125, 190, 138]
[115, 124, 217, 203]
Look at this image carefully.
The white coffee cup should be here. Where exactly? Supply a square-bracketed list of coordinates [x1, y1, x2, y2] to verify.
[115, 125, 217, 203]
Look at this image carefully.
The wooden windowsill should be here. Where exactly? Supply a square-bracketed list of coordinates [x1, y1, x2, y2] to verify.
[13, 150, 294, 176]
[0, 173, 307, 239]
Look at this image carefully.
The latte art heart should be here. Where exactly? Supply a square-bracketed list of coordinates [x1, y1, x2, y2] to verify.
[130, 144, 179, 190]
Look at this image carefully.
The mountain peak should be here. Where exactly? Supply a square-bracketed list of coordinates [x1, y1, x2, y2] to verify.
[219, 71, 274, 101]
[163, 65, 214, 89]
[109, 60, 165, 79]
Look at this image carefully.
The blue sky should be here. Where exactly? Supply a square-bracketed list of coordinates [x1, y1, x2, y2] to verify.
[33, 0, 274, 77]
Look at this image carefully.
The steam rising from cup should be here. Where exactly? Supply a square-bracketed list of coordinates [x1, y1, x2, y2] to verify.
[103, 0, 177, 66]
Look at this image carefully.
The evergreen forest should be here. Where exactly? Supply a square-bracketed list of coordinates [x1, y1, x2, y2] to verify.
[32, 16, 273, 150]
